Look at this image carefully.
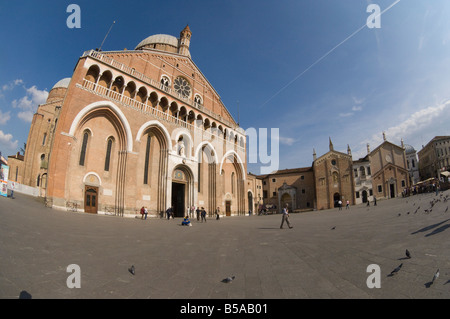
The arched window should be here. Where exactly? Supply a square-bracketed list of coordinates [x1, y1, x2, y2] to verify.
[79, 131, 90, 166]
[160, 76, 170, 89]
[231, 172, 235, 194]
[359, 166, 366, 176]
[104, 137, 114, 171]
[143, 134, 151, 184]
[194, 94, 203, 106]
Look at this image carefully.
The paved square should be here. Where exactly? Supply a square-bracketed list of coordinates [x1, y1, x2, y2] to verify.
[0, 191, 449, 299]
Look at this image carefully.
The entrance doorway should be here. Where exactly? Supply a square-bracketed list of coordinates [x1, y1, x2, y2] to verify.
[362, 190, 368, 203]
[84, 186, 98, 214]
[333, 193, 341, 208]
[390, 183, 395, 198]
[171, 182, 185, 217]
[226, 200, 231, 216]
[248, 192, 253, 214]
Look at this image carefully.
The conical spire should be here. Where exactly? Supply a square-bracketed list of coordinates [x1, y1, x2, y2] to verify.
[329, 137, 334, 151]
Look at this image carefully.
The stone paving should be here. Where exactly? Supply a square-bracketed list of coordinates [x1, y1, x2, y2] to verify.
[0, 191, 449, 299]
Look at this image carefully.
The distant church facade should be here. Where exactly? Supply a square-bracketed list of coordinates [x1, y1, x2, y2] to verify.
[258, 135, 411, 212]
[14, 26, 250, 217]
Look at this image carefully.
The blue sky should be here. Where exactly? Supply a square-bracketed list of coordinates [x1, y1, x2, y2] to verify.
[1, 0, 450, 174]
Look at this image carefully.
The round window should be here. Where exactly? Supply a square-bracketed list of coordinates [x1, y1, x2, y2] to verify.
[174, 77, 191, 98]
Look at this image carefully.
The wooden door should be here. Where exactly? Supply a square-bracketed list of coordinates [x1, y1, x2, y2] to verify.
[226, 200, 231, 216]
[85, 186, 98, 214]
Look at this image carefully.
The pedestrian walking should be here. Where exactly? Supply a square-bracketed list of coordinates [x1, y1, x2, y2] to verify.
[140, 206, 145, 220]
[215, 207, 220, 220]
[373, 196, 377, 206]
[201, 207, 207, 223]
[346, 200, 350, 210]
[338, 200, 342, 210]
[280, 205, 293, 229]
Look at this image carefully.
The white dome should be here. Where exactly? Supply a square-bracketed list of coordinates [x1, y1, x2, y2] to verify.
[52, 78, 71, 90]
[135, 34, 179, 50]
[404, 144, 416, 154]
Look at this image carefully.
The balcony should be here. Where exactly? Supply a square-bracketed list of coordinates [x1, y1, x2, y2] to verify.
[81, 50, 238, 130]
[76, 79, 245, 153]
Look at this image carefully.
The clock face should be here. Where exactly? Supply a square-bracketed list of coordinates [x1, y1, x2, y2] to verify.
[174, 77, 191, 98]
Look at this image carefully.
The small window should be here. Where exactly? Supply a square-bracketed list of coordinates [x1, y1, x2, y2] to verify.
[356, 192, 360, 199]
[104, 138, 114, 172]
[42, 133, 47, 146]
[377, 185, 382, 193]
[79, 131, 90, 166]
[272, 178, 276, 183]
[272, 191, 276, 196]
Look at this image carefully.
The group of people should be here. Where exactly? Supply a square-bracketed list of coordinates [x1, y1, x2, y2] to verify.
[141, 203, 295, 230]
[178, 206, 222, 226]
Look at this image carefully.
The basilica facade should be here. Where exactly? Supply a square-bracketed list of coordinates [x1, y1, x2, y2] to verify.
[17, 26, 249, 217]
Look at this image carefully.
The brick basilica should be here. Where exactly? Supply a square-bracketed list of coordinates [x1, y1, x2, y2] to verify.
[11, 26, 249, 217]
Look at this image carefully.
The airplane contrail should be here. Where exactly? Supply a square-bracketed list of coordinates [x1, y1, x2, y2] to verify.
[260, 0, 402, 108]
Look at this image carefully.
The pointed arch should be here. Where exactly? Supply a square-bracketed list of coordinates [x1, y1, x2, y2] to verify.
[136, 120, 172, 151]
[68, 101, 133, 152]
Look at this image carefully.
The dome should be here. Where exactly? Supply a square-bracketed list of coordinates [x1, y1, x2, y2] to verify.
[135, 34, 179, 50]
[404, 144, 416, 154]
[52, 78, 71, 90]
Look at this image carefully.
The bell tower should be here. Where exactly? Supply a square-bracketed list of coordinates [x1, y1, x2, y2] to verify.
[179, 25, 192, 56]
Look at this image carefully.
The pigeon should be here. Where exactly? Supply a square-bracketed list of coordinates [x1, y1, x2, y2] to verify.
[398, 213, 401, 217]
[445, 206, 448, 213]
[432, 269, 439, 284]
[128, 265, 135, 275]
[389, 263, 403, 276]
[221, 276, 235, 283]
[331, 226, 336, 230]
[405, 249, 411, 259]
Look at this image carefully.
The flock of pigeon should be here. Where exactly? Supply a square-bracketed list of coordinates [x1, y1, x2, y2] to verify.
[388, 249, 440, 288]
[388, 192, 449, 288]
[124, 192, 448, 293]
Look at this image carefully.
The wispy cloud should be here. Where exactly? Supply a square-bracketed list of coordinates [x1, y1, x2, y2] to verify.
[339, 112, 354, 118]
[12, 85, 49, 122]
[0, 110, 11, 125]
[353, 99, 450, 159]
[2, 79, 23, 92]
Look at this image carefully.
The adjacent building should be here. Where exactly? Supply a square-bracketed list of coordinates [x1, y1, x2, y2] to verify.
[418, 136, 450, 181]
[253, 135, 410, 211]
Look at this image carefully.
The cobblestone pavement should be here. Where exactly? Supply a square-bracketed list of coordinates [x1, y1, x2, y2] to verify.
[0, 191, 449, 299]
